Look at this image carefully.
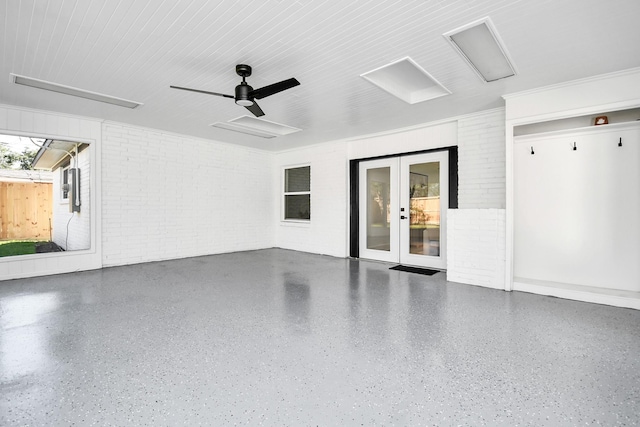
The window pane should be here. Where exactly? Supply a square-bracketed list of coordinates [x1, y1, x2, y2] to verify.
[285, 194, 310, 220]
[285, 166, 310, 192]
[62, 168, 69, 199]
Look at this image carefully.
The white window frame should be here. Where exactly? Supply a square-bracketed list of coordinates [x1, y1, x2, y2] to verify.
[60, 164, 70, 203]
[282, 165, 311, 222]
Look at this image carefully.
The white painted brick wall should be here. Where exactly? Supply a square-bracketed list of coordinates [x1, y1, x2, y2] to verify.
[458, 108, 506, 209]
[274, 141, 349, 258]
[0, 103, 509, 285]
[447, 208, 505, 289]
[449, 109, 507, 290]
[101, 123, 275, 266]
[273, 116, 507, 265]
[52, 148, 91, 251]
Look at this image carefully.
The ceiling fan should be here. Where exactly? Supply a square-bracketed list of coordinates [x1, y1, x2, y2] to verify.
[170, 64, 300, 117]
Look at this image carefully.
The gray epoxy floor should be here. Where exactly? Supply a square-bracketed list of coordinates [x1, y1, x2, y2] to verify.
[1, 249, 639, 426]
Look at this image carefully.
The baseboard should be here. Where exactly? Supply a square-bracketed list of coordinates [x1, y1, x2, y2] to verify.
[513, 278, 640, 310]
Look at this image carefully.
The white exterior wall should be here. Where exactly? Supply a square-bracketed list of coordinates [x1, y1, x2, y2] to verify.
[447, 109, 506, 289]
[274, 122, 458, 258]
[101, 123, 275, 266]
[274, 114, 507, 290]
[274, 141, 349, 258]
[349, 113, 507, 291]
[52, 148, 92, 251]
[0, 102, 508, 292]
[0, 104, 102, 280]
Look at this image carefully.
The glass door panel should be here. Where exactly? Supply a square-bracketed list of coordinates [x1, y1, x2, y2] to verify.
[400, 152, 448, 269]
[408, 161, 440, 256]
[359, 158, 398, 262]
[366, 167, 391, 251]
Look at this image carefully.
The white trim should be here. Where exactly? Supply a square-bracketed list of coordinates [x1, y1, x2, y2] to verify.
[504, 122, 514, 292]
[507, 99, 640, 128]
[513, 120, 640, 142]
[502, 66, 640, 101]
[514, 280, 640, 310]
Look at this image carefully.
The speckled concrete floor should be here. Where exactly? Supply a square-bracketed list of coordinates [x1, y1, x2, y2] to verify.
[1, 249, 639, 426]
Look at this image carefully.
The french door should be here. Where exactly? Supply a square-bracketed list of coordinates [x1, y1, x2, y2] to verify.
[358, 152, 448, 269]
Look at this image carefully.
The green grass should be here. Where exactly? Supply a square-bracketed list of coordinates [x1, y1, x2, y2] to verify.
[0, 240, 41, 257]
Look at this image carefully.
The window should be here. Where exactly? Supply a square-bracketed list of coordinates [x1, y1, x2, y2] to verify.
[284, 166, 310, 221]
[61, 165, 69, 200]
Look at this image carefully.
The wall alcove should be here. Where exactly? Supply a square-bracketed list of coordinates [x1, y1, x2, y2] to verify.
[513, 120, 639, 294]
[504, 67, 640, 309]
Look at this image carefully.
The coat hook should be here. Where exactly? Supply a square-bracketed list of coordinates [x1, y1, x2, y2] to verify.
[618, 137, 622, 147]
[530, 146, 535, 155]
[572, 142, 577, 151]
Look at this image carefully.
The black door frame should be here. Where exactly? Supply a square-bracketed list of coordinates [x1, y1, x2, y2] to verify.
[349, 146, 458, 258]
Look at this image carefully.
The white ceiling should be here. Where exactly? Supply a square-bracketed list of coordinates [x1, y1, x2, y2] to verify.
[2, 0, 639, 151]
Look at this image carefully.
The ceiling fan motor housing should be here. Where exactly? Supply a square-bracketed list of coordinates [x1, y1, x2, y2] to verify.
[235, 83, 254, 106]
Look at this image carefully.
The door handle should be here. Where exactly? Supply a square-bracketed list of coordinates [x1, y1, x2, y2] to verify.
[400, 215, 407, 220]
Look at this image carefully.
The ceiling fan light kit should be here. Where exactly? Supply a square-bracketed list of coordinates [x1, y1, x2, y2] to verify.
[171, 64, 299, 118]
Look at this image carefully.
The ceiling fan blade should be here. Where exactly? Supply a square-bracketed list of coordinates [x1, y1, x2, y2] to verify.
[251, 78, 300, 100]
[170, 85, 234, 98]
[244, 100, 265, 117]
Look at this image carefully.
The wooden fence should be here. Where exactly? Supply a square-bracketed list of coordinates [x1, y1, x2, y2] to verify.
[0, 181, 53, 240]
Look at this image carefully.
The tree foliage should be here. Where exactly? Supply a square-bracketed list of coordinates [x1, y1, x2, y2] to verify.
[0, 145, 37, 170]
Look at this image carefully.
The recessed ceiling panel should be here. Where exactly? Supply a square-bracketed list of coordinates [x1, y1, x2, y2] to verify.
[444, 17, 517, 82]
[211, 116, 302, 138]
[360, 57, 451, 104]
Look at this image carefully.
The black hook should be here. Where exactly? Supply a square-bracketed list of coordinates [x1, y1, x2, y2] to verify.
[618, 137, 622, 147]
[572, 142, 577, 151]
[530, 146, 535, 155]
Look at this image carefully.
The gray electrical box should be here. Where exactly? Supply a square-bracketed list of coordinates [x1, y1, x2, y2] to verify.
[69, 168, 81, 213]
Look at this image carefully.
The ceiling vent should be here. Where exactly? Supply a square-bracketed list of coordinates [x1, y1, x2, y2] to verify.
[443, 17, 517, 82]
[360, 57, 451, 104]
[210, 116, 302, 139]
[11, 74, 143, 108]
